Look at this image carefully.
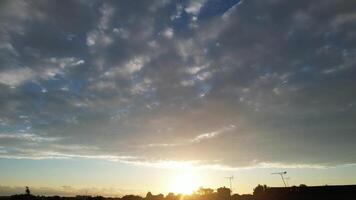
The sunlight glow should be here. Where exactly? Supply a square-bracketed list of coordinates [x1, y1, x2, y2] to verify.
[171, 171, 200, 194]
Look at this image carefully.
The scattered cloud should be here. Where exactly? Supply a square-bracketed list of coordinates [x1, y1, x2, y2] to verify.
[162, 28, 174, 39]
[0, 0, 355, 170]
[185, 1, 205, 15]
[190, 125, 236, 143]
[143, 125, 236, 148]
[0, 133, 60, 143]
[0, 67, 35, 87]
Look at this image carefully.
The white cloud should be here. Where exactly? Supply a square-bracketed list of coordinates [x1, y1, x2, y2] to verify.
[113, 27, 130, 39]
[86, 3, 115, 47]
[89, 80, 117, 91]
[0, 56, 85, 87]
[73, 59, 85, 66]
[143, 143, 182, 148]
[322, 68, 337, 74]
[162, 27, 174, 39]
[222, 0, 244, 20]
[171, 4, 183, 21]
[143, 125, 236, 148]
[120, 159, 201, 169]
[190, 124, 236, 143]
[185, 65, 207, 75]
[123, 56, 149, 74]
[39, 57, 84, 80]
[48, 57, 85, 68]
[98, 3, 114, 31]
[86, 30, 113, 47]
[196, 71, 212, 81]
[0, 42, 19, 56]
[0, 67, 35, 87]
[331, 13, 356, 28]
[185, 1, 205, 15]
[130, 78, 153, 95]
[118, 158, 331, 171]
[321, 65, 346, 74]
[180, 79, 195, 87]
[0, 149, 136, 163]
[0, 133, 60, 142]
[86, 31, 97, 46]
[105, 56, 150, 78]
[148, 40, 159, 49]
[176, 39, 195, 61]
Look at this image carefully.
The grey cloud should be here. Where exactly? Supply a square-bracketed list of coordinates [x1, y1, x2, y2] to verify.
[0, 0, 355, 169]
[0, 67, 35, 87]
[143, 124, 236, 148]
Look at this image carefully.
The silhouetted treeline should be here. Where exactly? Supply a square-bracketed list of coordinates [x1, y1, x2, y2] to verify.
[0, 187, 234, 200]
[2, 185, 356, 200]
[253, 184, 356, 200]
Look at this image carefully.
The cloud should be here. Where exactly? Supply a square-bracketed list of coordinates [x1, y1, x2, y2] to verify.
[0, 57, 84, 87]
[185, 1, 205, 15]
[162, 27, 174, 39]
[222, 0, 244, 20]
[104, 56, 150, 77]
[86, 3, 114, 47]
[190, 125, 236, 143]
[113, 158, 333, 171]
[0, 133, 60, 143]
[130, 78, 154, 95]
[143, 125, 236, 148]
[0, 0, 355, 170]
[0, 68, 35, 87]
[120, 56, 150, 75]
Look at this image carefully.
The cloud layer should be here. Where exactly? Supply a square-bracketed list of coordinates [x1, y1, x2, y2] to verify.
[0, 0, 356, 169]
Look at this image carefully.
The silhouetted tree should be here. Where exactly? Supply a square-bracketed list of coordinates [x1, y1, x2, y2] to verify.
[253, 184, 267, 195]
[5, 185, 356, 200]
[26, 186, 31, 195]
[197, 187, 214, 196]
[146, 192, 153, 199]
[216, 187, 230, 200]
[299, 184, 307, 187]
[122, 195, 143, 200]
[165, 192, 179, 200]
[145, 192, 163, 200]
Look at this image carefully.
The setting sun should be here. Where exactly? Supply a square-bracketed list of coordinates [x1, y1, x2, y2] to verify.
[171, 171, 200, 194]
[1, 0, 356, 199]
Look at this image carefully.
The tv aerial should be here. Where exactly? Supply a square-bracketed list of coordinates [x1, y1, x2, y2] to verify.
[225, 176, 234, 193]
[271, 171, 287, 187]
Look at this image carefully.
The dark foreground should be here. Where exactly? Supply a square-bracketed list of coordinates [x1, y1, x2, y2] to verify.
[1, 185, 356, 200]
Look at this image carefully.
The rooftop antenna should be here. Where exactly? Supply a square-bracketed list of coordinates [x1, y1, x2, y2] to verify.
[271, 171, 287, 187]
[225, 176, 234, 193]
[285, 177, 291, 187]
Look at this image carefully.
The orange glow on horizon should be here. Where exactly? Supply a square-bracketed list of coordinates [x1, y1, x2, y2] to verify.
[170, 171, 201, 195]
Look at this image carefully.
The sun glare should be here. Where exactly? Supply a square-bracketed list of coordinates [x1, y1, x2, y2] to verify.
[171, 171, 200, 195]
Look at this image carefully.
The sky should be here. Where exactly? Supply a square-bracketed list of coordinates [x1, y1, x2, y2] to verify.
[0, 0, 356, 197]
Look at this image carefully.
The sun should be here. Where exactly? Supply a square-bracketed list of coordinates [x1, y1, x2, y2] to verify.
[171, 171, 200, 195]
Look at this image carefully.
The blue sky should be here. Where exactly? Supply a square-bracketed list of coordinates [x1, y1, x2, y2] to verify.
[0, 0, 356, 196]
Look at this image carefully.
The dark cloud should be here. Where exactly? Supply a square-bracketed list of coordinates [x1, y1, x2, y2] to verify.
[0, 0, 355, 168]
